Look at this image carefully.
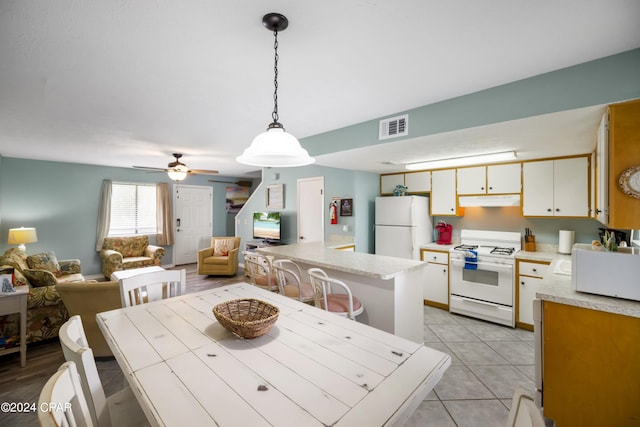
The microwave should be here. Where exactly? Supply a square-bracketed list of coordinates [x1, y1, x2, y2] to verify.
[572, 243, 640, 302]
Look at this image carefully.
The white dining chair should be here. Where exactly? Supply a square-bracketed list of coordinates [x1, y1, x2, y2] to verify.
[243, 252, 279, 292]
[38, 361, 95, 427]
[119, 269, 186, 307]
[59, 315, 149, 427]
[272, 259, 315, 303]
[506, 388, 546, 427]
[307, 268, 364, 320]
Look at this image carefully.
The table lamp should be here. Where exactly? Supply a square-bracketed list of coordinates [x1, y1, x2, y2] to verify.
[7, 227, 38, 251]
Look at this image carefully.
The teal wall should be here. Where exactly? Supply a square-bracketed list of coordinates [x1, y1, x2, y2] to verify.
[236, 165, 378, 255]
[0, 157, 255, 276]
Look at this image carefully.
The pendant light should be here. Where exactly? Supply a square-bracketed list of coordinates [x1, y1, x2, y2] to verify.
[236, 13, 315, 167]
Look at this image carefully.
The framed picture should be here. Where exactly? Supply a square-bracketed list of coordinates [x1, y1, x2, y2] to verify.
[340, 198, 353, 216]
[266, 184, 284, 209]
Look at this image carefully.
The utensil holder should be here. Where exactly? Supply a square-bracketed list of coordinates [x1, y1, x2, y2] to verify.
[524, 235, 536, 252]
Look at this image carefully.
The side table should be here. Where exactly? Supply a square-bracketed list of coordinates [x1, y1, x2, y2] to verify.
[0, 287, 28, 367]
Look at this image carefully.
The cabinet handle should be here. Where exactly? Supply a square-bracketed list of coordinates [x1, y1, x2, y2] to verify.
[532, 268, 537, 272]
[450, 208, 454, 211]
[521, 281, 525, 285]
[595, 209, 602, 213]
[556, 208, 560, 212]
[443, 269, 447, 273]
[489, 186, 493, 190]
[547, 208, 552, 212]
[433, 256, 437, 260]
[481, 187, 485, 190]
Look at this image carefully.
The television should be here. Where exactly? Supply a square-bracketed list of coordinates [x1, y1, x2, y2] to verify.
[253, 212, 281, 242]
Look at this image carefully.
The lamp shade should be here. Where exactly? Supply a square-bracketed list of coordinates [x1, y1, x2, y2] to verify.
[167, 165, 188, 181]
[236, 128, 315, 167]
[8, 227, 38, 251]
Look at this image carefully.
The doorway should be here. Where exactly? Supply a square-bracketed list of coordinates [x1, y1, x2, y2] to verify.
[297, 177, 324, 243]
[173, 184, 212, 265]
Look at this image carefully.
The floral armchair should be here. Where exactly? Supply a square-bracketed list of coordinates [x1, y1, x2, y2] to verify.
[100, 235, 165, 278]
[0, 248, 85, 345]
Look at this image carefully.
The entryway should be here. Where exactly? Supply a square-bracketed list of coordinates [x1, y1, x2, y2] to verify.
[173, 184, 212, 265]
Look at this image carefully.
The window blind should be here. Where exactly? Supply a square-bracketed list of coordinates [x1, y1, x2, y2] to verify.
[109, 183, 157, 236]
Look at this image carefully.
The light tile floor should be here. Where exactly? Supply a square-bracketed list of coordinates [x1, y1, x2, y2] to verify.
[404, 305, 536, 427]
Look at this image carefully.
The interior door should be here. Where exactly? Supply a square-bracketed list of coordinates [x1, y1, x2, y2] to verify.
[297, 177, 324, 243]
[173, 185, 212, 265]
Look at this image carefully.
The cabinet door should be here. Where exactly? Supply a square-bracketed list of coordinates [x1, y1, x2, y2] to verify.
[595, 113, 609, 224]
[424, 262, 448, 306]
[554, 157, 589, 217]
[405, 171, 431, 193]
[522, 160, 554, 216]
[518, 275, 541, 325]
[487, 163, 521, 194]
[457, 166, 486, 195]
[431, 169, 457, 215]
[380, 173, 405, 195]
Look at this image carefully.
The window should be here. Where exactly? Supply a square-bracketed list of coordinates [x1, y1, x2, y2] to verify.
[108, 183, 157, 236]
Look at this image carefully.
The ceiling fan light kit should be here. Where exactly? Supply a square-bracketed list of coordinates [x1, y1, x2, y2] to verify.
[134, 153, 219, 181]
[236, 13, 315, 168]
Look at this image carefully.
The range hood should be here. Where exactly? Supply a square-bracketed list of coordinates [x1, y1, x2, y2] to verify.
[458, 194, 521, 207]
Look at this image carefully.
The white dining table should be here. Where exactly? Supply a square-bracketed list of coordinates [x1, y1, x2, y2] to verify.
[97, 283, 450, 427]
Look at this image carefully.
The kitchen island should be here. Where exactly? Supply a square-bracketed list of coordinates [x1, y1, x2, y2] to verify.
[256, 242, 426, 343]
[531, 253, 640, 427]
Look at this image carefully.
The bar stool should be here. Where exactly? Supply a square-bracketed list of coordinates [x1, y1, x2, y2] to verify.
[243, 251, 278, 292]
[307, 268, 364, 320]
[272, 259, 315, 304]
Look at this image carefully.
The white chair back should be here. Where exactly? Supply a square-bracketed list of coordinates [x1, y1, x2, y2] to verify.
[38, 361, 95, 427]
[59, 315, 110, 427]
[243, 252, 278, 292]
[506, 388, 546, 427]
[307, 268, 363, 320]
[272, 259, 314, 303]
[119, 269, 186, 307]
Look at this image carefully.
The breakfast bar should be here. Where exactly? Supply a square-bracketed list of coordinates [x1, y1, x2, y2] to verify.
[256, 242, 426, 343]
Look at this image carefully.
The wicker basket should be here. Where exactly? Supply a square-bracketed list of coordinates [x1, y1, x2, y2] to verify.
[213, 298, 279, 339]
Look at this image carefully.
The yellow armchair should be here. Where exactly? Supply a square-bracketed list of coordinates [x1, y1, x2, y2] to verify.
[197, 237, 241, 276]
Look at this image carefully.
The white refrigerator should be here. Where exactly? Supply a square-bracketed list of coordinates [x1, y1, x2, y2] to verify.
[375, 196, 432, 260]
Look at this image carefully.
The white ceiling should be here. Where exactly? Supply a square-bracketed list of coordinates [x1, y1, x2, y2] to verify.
[1, 1, 639, 177]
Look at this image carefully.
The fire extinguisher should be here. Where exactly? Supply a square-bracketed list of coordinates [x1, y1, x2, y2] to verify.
[330, 200, 338, 224]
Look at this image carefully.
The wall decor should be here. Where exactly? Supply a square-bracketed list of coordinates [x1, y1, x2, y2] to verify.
[266, 184, 284, 209]
[340, 198, 353, 216]
[619, 165, 640, 199]
[226, 186, 250, 213]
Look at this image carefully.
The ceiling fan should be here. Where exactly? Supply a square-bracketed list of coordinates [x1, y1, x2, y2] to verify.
[133, 153, 219, 181]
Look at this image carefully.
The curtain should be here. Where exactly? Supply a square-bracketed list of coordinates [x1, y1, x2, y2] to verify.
[156, 182, 174, 245]
[95, 179, 112, 251]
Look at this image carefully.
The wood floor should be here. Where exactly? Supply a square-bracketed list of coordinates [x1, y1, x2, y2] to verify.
[0, 263, 245, 427]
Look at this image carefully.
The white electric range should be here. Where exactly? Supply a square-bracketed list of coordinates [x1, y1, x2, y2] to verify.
[449, 229, 521, 327]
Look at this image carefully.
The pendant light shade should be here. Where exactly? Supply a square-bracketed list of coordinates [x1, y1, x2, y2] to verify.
[237, 127, 314, 167]
[236, 13, 315, 168]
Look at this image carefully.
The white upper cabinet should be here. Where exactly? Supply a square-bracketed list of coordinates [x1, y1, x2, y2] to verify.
[405, 171, 431, 193]
[457, 166, 486, 195]
[431, 169, 458, 215]
[522, 157, 589, 217]
[380, 173, 405, 195]
[595, 113, 609, 225]
[487, 163, 521, 194]
[457, 163, 521, 195]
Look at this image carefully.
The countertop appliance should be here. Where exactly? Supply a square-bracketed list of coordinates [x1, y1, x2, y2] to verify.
[435, 221, 453, 245]
[375, 196, 432, 260]
[449, 229, 521, 327]
[573, 243, 640, 302]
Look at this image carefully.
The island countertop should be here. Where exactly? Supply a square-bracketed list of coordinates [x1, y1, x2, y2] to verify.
[256, 242, 426, 280]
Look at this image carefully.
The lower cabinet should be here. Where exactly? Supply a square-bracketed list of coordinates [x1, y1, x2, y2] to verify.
[516, 260, 549, 329]
[421, 249, 449, 309]
[543, 301, 640, 426]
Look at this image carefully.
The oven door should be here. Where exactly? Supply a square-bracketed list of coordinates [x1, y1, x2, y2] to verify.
[449, 257, 513, 306]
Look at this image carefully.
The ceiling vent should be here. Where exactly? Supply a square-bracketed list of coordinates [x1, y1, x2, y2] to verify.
[379, 114, 408, 140]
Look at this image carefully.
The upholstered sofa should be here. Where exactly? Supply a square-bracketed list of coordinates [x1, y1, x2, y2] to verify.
[0, 248, 86, 345]
[197, 237, 241, 276]
[100, 235, 165, 279]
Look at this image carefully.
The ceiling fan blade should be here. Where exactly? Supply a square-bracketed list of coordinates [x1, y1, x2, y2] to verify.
[208, 180, 253, 187]
[189, 169, 219, 175]
[133, 166, 169, 172]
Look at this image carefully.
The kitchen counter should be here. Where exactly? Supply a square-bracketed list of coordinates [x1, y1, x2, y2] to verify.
[256, 242, 426, 343]
[257, 241, 425, 280]
[517, 248, 640, 319]
[420, 242, 457, 251]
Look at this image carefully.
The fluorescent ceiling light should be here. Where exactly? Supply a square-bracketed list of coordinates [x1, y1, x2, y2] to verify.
[405, 151, 517, 170]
